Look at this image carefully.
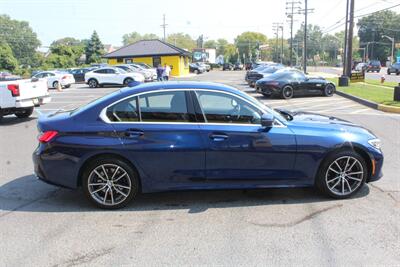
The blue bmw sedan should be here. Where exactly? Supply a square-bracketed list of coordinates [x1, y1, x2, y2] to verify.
[33, 81, 383, 209]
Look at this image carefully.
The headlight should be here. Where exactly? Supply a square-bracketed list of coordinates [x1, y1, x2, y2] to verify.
[368, 138, 381, 150]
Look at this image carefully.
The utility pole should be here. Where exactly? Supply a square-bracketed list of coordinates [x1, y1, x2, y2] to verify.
[280, 26, 284, 64]
[382, 35, 395, 63]
[161, 14, 168, 41]
[272, 22, 283, 63]
[343, 0, 350, 76]
[345, 0, 355, 78]
[286, 1, 301, 66]
[298, 0, 314, 74]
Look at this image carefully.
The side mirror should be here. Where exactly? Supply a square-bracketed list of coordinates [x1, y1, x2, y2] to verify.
[261, 113, 274, 128]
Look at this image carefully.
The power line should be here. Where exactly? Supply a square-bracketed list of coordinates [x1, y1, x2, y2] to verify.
[160, 14, 168, 41]
[286, 0, 302, 66]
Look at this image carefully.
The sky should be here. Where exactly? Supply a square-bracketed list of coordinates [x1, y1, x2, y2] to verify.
[0, 0, 399, 47]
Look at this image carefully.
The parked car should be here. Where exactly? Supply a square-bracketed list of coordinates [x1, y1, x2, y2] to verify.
[32, 71, 75, 89]
[247, 65, 284, 87]
[189, 63, 205, 74]
[222, 63, 234, 71]
[234, 63, 244, 70]
[195, 62, 211, 72]
[255, 69, 336, 99]
[127, 64, 157, 81]
[33, 81, 383, 209]
[115, 64, 154, 82]
[355, 63, 368, 73]
[85, 67, 145, 88]
[0, 71, 21, 81]
[0, 77, 50, 120]
[387, 62, 400, 75]
[366, 60, 381, 73]
[70, 68, 96, 83]
[245, 65, 272, 84]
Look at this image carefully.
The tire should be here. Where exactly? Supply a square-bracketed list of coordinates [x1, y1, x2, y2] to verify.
[123, 78, 133, 86]
[396, 72, 400, 76]
[64, 84, 71, 88]
[88, 79, 98, 88]
[194, 69, 199, 74]
[324, 84, 335, 97]
[52, 81, 59, 89]
[281, 85, 294, 99]
[82, 157, 139, 209]
[316, 150, 367, 199]
[387, 70, 391, 75]
[15, 107, 34, 119]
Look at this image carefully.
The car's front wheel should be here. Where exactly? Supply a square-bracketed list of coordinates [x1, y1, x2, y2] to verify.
[82, 157, 139, 209]
[316, 150, 367, 199]
[123, 78, 133, 86]
[281, 85, 294, 99]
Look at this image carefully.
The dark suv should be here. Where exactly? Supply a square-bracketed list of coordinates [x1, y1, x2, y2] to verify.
[366, 60, 381, 73]
[387, 63, 400, 75]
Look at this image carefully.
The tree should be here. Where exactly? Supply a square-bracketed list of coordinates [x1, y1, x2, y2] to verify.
[166, 33, 196, 50]
[234, 32, 268, 63]
[216, 39, 229, 56]
[48, 37, 85, 67]
[122, 32, 159, 45]
[294, 24, 324, 63]
[0, 15, 41, 66]
[0, 42, 18, 71]
[357, 10, 400, 62]
[85, 31, 104, 64]
[204, 40, 217, 49]
[224, 44, 239, 64]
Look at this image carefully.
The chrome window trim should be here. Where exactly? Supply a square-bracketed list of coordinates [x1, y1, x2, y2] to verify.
[99, 88, 286, 128]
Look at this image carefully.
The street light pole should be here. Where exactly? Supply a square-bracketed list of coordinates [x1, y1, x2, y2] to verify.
[382, 35, 395, 63]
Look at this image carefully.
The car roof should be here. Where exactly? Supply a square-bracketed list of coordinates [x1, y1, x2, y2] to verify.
[119, 81, 241, 96]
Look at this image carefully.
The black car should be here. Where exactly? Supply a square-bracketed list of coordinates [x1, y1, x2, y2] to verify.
[234, 63, 244, 70]
[70, 68, 96, 83]
[387, 63, 400, 75]
[255, 70, 336, 99]
[247, 66, 284, 87]
[222, 63, 234, 71]
[189, 63, 205, 74]
[366, 60, 381, 73]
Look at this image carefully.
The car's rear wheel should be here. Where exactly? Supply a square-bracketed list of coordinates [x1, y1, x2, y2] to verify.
[124, 78, 133, 86]
[387, 70, 391, 75]
[194, 69, 199, 74]
[64, 84, 71, 88]
[15, 107, 34, 119]
[82, 157, 139, 209]
[316, 150, 367, 199]
[281, 85, 294, 99]
[88, 79, 98, 88]
[324, 84, 335, 97]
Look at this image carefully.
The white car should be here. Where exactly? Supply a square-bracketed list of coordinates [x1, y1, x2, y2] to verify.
[85, 67, 145, 88]
[0, 77, 51, 120]
[33, 71, 75, 89]
[129, 64, 157, 81]
[115, 64, 154, 82]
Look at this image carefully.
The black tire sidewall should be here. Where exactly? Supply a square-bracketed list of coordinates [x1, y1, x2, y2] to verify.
[316, 150, 368, 199]
[282, 85, 294, 99]
[124, 78, 133, 86]
[324, 84, 335, 96]
[15, 107, 34, 118]
[53, 81, 59, 88]
[82, 157, 139, 209]
[89, 79, 98, 88]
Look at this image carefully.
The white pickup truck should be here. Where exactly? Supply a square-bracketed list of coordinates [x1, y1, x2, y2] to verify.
[0, 78, 51, 120]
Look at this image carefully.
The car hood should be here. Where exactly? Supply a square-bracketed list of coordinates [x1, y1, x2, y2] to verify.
[281, 110, 376, 138]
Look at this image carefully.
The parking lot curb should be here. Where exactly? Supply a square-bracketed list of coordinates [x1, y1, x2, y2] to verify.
[377, 104, 400, 113]
[335, 90, 378, 109]
[336, 90, 400, 113]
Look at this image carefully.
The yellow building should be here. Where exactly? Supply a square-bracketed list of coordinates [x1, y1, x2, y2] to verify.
[103, 39, 191, 77]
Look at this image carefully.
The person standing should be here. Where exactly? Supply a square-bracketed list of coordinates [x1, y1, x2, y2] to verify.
[156, 64, 164, 81]
[162, 64, 171, 81]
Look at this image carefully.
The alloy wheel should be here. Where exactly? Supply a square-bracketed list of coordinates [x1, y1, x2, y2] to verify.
[325, 156, 364, 196]
[87, 164, 132, 206]
[282, 86, 293, 99]
[325, 84, 334, 96]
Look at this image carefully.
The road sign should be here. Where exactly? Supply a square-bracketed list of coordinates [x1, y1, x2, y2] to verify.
[350, 72, 365, 83]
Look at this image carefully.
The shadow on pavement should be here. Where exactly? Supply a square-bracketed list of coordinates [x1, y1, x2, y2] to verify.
[0, 116, 36, 126]
[0, 174, 370, 214]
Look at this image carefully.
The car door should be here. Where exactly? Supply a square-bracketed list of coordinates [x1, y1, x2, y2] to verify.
[192, 90, 298, 184]
[106, 90, 206, 191]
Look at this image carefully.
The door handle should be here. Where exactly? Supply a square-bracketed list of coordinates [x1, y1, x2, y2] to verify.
[210, 134, 228, 141]
[124, 129, 144, 138]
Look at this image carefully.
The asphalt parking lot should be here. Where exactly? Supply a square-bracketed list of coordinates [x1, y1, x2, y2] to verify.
[1, 71, 399, 266]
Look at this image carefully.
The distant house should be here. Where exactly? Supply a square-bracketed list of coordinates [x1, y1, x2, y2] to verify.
[102, 39, 191, 76]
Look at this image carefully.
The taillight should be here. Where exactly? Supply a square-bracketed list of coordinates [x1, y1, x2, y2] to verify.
[38, 131, 58, 143]
[62, 75, 68, 79]
[7, 84, 20, 97]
